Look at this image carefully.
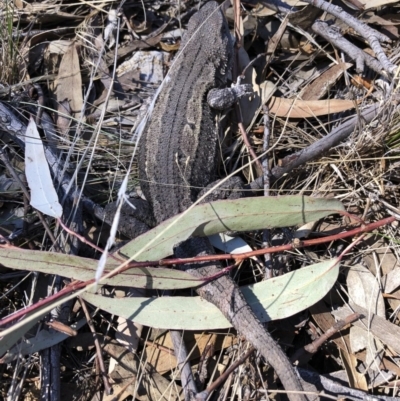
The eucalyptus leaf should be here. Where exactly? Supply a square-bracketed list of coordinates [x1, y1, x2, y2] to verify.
[118, 195, 344, 262]
[0, 318, 87, 363]
[25, 117, 63, 218]
[83, 258, 340, 330]
[0, 249, 203, 290]
[209, 233, 252, 254]
[0, 196, 343, 293]
[0, 315, 39, 358]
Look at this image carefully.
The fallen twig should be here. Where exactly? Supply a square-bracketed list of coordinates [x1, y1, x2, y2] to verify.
[250, 102, 384, 187]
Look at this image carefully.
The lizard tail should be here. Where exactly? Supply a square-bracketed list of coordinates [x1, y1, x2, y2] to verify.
[176, 237, 307, 401]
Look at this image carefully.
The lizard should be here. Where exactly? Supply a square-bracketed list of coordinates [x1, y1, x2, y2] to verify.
[137, 2, 306, 401]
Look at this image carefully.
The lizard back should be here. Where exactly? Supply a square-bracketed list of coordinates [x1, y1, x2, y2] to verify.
[139, 1, 233, 224]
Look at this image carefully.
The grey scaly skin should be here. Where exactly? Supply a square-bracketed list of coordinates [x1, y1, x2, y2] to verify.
[139, 3, 306, 400]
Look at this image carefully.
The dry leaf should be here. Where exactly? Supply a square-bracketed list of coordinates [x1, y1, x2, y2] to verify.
[351, 75, 373, 90]
[56, 42, 83, 119]
[359, 0, 400, 10]
[56, 99, 71, 139]
[288, 4, 323, 30]
[268, 96, 357, 118]
[159, 41, 180, 51]
[333, 304, 400, 355]
[25, 118, 63, 219]
[301, 63, 352, 100]
[347, 265, 385, 371]
[347, 264, 385, 317]
[117, 51, 168, 93]
[339, 348, 369, 391]
[384, 266, 400, 294]
[363, 237, 399, 276]
[145, 332, 236, 374]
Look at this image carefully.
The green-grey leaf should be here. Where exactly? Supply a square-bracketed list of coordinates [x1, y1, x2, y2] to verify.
[0, 196, 343, 293]
[0, 249, 203, 290]
[0, 315, 40, 358]
[118, 196, 344, 261]
[0, 318, 87, 362]
[83, 258, 340, 330]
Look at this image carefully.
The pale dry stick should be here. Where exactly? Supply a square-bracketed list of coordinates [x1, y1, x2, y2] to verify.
[233, 0, 242, 49]
[250, 103, 383, 189]
[301, 0, 396, 74]
[45, 320, 77, 336]
[268, 0, 390, 74]
[22, 188, 31, 243]
[370, 193, 400, 219]
[0, 75, 57, 97]
[7, 354, 32, 401]
[296, 368, 399, 401]
[169, 330, 198, 401]
[261, 109, 272, 191]
[312, 20, 384, 74]
[259, 388, 331, 400]
[121, 10, 139, 39]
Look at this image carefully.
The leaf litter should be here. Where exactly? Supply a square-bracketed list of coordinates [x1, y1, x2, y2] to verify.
[0, 0, 400, 400]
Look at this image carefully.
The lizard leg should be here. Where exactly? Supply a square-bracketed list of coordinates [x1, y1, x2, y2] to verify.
[198, 176, 245, 202]
[207, 84, 253, 110]
[94, 197, 154, 239]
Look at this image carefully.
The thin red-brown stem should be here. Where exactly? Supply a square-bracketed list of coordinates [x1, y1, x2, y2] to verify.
[290, 312, 361, 365]
[121, 216, 395, 269]
[57, 218, 123, 262]
[0, 215, 395, 328]
[0, 280, 87, 327]
[238, 122, 263, 171]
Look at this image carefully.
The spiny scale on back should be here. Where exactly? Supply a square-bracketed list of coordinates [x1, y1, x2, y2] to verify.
[139, 2, 232, 224]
